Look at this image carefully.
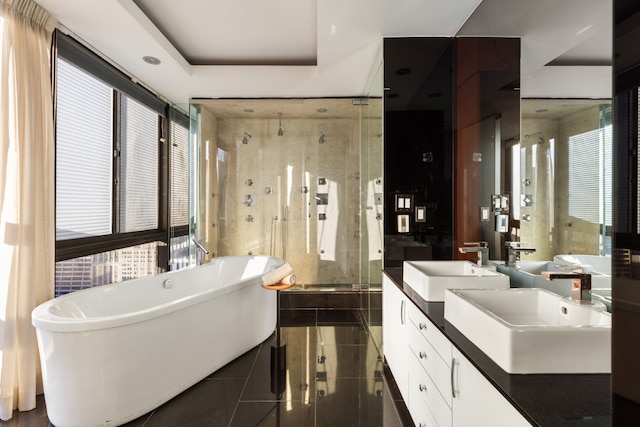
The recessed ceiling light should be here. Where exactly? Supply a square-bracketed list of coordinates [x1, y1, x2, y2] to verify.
[536, 109, 549, 113]
[243, 108, 255, 113]
[143, 56, 161, 65]
[316, 108, 327, 113]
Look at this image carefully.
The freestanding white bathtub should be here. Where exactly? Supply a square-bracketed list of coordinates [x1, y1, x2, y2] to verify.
[32, 255, 280, 427]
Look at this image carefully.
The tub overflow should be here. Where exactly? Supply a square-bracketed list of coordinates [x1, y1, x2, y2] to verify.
[163, 279, 173, 289]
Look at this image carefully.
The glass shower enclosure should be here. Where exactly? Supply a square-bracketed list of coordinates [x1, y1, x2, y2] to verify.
[188, 97, 383, 289]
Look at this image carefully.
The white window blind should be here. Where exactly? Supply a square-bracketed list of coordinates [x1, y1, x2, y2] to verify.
[119, 95, 159, 232]
[56, 58, 113, 240]
[170, 120, 189, 227]
[568, 126, 612, 226]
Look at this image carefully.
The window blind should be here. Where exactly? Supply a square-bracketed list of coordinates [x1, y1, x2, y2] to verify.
[56, 58, 113, 240]
[119, 95, 159, 232]
[170, 119, 189, 227]
[568, 126, 612, 226]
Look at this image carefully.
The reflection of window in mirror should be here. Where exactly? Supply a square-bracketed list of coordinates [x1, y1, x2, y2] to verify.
[568, 106, 612, 255]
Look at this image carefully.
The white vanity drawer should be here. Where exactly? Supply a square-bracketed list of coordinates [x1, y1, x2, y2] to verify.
[410, 353, 452, 427]
[408, 392, 439, 427]
[407, 301, 452, 365]
[408, 320, 453, 407]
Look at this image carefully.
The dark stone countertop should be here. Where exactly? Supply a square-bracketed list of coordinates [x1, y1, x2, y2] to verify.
[383, 267, 611, 427]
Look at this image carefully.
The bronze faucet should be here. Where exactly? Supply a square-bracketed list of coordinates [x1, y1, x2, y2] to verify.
[542, 271, 592, 304]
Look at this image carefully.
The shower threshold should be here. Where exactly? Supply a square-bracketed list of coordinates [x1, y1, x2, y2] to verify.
[282, 283, 372, 292]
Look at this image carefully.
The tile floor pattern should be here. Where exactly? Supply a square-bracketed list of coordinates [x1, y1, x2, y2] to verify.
[1, 310, 412, 427]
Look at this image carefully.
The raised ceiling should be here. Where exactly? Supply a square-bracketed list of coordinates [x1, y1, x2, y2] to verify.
[34, 0, 612, 104]
[133, 0, 318, 66]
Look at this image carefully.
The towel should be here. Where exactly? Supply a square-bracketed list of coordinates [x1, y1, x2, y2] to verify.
[261, 263, 294, 286]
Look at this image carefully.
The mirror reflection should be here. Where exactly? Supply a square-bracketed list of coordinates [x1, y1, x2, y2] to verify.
[515, 99, 613, 261]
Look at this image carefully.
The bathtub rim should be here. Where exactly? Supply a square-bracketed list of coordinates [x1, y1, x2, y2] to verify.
[33, 256, 283, 333]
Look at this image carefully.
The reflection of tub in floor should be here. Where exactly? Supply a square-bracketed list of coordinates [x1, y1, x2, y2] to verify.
[32, 255, 280, 427]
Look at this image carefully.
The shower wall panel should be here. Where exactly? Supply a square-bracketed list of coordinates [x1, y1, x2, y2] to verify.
[202, 111, 361, 286]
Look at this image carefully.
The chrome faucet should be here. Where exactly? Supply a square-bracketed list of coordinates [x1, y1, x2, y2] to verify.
[459, 242, 489, 266]
[192, 236, 210, 255]
[504, 242, 536, 266]
[192, 236, 210, 265]
[542, 271, 592, 304]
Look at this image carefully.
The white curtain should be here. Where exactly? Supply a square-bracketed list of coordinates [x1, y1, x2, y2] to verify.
[0, 0, 56, 420]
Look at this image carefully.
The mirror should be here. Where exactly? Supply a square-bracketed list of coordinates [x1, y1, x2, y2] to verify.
[515, 99, 612, 262]
[455, 0, 613, 307]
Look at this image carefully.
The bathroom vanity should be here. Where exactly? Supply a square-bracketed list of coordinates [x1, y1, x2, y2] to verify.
[383, 268, 611, 427]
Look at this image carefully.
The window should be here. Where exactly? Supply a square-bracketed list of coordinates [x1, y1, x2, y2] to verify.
[568, 122, 613, 231]
[56, 57, 113, 240]
[119, 94, 160, 232]
[170, 117, 189, 228]
[54, 32, 187, 293]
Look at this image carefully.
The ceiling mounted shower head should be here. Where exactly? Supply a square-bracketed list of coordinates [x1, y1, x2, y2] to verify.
[277, 112, 284, 136]
[524, 131, 545, 144]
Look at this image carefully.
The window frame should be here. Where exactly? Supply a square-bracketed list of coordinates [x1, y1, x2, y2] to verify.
[54, 31, 181, 265]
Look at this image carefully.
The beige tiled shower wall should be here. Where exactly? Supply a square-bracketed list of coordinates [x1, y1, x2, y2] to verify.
[201, 113, 361, 286]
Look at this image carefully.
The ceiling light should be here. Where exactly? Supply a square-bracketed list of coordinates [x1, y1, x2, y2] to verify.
[536, 109, 549, 113]
[142, 56, 161, 65]
[243, 108, 255, 113]
[316, 108, 327, 113]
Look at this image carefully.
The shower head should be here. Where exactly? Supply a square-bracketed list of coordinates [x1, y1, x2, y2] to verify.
[319, 131, 325, 144]
[242, 132, 252, 145]
[524, 131, 545, 144]
[277, 112, 284, 136]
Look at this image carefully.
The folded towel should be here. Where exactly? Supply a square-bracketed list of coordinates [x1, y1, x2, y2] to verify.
[281, 273, 296, 286]
[262, 263, 294, 286]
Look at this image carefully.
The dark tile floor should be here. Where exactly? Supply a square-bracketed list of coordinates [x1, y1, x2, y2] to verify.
[1, 309, 412, 427]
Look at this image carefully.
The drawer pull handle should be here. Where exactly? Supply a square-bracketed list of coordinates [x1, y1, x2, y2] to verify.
[419, 384, 427, 392]
[419, 322, 427, 330]
[419, 351, 428, 359]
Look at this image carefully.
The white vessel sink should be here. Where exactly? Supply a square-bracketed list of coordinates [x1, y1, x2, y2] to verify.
[444, 288, 611, 374]
[403, 260, 509, 302]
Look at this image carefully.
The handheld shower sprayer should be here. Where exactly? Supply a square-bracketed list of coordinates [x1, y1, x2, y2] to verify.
[277, 113, 284, 136]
